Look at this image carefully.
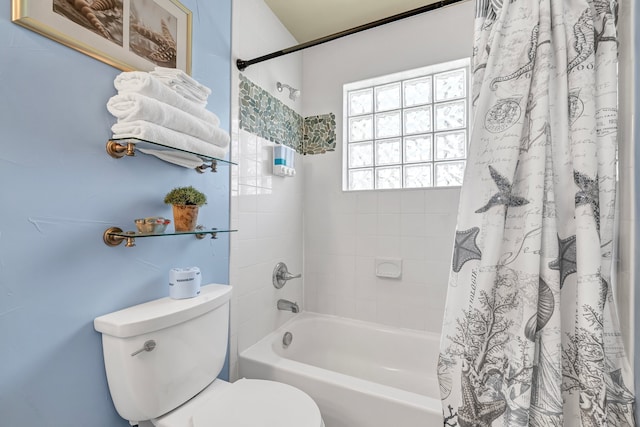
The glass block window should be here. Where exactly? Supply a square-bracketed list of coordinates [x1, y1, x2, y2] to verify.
[343, 59, 469, 191]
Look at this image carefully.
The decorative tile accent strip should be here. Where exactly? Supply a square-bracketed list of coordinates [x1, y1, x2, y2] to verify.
[239, 74, 302, 152]
[239, 74, 335, 155]
[303, 114, 336, 155]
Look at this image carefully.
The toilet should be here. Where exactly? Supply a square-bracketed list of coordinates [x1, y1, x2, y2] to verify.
[94, 284, 324, 427]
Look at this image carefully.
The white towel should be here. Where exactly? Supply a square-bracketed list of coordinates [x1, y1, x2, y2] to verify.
[166, 84, 207, 106]
[112, 121, 228, 160]
[151, 78, 208, 106]
[114, 72, 218, 124]
[151, 66, 211, 104]
[107, 93, 229, 148]
[138, 148, 205, 169]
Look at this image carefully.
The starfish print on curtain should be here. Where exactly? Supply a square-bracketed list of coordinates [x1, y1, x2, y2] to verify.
[452, 228, 483, 273]
[548, 234, 577, 289]
[474, 165, 529, 213]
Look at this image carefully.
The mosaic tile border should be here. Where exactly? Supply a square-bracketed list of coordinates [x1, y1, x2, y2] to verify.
[239, 74, 302, 152]
[303, 114, 336, 155]
[239, 74, 335, 155]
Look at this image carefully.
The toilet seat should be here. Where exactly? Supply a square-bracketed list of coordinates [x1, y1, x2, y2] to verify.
[152, 379, 323, 427]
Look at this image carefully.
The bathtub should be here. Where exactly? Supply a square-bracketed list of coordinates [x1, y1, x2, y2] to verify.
[238, 312, 442, 427]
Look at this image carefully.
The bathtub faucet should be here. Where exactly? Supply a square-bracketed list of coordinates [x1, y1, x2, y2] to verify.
[272, 262, 302, 289]
[277, 299, 299, 313]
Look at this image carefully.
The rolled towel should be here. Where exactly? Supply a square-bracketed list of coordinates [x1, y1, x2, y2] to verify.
[151, 66, 211, 104]
[138, 148, 205, 169]
[112, 120, 228, 160]
[114, 72, 218, 124]
[107, 92, 229, 148]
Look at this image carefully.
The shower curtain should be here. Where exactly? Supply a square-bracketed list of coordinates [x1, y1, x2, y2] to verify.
[437, 0, 635, 426]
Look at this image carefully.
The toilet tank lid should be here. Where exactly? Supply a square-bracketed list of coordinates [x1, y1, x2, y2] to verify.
[94, 284, 232, 338]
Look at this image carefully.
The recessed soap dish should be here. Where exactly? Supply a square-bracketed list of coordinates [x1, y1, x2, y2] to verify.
[375, 258, 402, 279]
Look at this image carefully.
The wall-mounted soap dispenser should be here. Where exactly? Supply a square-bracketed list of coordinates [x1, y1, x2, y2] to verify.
[273, 145, 296, 177]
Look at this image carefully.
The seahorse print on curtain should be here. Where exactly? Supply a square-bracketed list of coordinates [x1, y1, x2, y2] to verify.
[438, 0, 635, 426]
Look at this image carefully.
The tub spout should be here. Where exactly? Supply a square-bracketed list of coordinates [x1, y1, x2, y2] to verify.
[277, 299, 299, 313]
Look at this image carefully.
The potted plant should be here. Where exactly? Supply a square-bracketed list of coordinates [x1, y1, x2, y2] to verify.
[164, 186, 207, 232]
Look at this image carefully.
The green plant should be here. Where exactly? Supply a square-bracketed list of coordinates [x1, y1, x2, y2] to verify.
[164, 186, 207, 206]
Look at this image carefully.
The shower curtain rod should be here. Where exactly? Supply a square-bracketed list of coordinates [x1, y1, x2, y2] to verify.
[236, 0, 469, 71]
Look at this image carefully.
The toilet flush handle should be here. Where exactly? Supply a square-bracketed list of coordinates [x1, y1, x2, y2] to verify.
[131, 340, 156, 356]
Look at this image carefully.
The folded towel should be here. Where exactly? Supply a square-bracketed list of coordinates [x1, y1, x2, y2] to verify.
[150, 78, 207, 106]
[114, 72, 218, 124]
[152, 67, 212, 95]
[112, 121, 228, 160]
[107, 93, 229, 148]
[138, 148, 205, 169]
[165, 84, 207, 106]
[151, 66, 211, 104]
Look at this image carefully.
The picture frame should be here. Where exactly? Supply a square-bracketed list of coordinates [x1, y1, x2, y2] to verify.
[12, 0, 192, 74]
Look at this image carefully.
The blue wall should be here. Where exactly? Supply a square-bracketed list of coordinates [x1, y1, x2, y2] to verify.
[0, 1, 231, 425]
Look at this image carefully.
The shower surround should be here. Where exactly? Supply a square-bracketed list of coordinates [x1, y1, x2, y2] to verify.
[301, 1, 475, 334]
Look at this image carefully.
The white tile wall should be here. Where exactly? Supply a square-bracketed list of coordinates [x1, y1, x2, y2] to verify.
[229, 131, 305, 380]
[229, 0, 303, 382]
[300, 2, 475, 333]
[304, 184, 459, 333]
[300, 151, 461, 333]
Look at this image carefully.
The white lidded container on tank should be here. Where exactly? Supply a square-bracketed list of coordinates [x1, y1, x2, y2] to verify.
[94, 284, 232, 423]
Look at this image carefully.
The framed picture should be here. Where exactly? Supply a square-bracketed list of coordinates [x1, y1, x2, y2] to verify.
[12, 0, 192, 74]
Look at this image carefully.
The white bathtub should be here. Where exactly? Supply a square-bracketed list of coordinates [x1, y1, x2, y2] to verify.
[238, 312, 442, 427]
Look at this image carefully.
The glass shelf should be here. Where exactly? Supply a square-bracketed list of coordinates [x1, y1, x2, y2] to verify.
[103, 226, 237, 247]
[106, 137, 236, 172]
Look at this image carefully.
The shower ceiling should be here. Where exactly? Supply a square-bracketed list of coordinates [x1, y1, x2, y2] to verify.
[263, 0, 444, 43]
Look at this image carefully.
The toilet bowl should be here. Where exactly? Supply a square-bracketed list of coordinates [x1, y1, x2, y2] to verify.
[94, 284, 323, 427]
[150, 378, 323, 427]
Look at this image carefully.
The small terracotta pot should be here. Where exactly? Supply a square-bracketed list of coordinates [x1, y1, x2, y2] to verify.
[172, 205, 199, 232]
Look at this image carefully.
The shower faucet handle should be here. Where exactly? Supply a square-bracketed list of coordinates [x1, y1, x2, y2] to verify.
[272, 262, 301, 289]
[282, 271, 302, 281]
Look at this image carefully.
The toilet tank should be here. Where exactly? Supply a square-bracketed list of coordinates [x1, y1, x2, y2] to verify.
[94, 284, 232, 423]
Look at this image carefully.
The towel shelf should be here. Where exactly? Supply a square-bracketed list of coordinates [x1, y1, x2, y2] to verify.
[106, 137, 236, 173]
[103, 137, 237, 247]
[103, 226, 237, 247]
